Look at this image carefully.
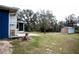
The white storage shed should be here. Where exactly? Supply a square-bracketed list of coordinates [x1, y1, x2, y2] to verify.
[0, 5, 19, 39]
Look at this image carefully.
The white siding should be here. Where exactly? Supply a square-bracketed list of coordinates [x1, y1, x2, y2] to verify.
[9, 13, 17, 37]
[68, 27, 75, 33]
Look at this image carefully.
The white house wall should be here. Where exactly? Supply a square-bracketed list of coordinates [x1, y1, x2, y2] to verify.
[9, 13, 17, 37]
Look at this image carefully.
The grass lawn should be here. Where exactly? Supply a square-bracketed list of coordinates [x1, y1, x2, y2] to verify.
[10, 32, 79, 54]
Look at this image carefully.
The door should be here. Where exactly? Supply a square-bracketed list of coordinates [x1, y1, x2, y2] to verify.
[19, 23, 23, 31]
[0, 10, 9, 39]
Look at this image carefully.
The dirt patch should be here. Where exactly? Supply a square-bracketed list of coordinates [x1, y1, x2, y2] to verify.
[0, 41, 12, 54]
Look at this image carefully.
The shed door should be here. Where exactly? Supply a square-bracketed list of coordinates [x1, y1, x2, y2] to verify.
[0, 10, 9, 39]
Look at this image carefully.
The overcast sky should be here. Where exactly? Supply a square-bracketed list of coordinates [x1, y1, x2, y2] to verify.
[0, 0, 79, 21]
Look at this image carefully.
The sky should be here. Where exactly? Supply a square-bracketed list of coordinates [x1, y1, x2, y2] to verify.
[0, 0, 79, 21]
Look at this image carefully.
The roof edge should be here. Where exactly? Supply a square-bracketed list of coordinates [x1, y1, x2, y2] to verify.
[0, 5, 19, 12]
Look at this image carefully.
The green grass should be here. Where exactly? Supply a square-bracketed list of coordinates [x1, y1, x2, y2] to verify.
[10, 32, 79, 54]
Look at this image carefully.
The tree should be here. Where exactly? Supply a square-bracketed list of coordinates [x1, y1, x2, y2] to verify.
[23, 9, 34, 31]
[17, 9, 57, 32]
[36, 10, 56, 32]
[17, 9, 36, 31]
[58, 21, 66, 32]
[39, 10, 48, 33]
[65, 14, 77, 27]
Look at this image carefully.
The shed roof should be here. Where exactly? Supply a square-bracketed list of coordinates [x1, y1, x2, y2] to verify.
[0, 5, 19, 13]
